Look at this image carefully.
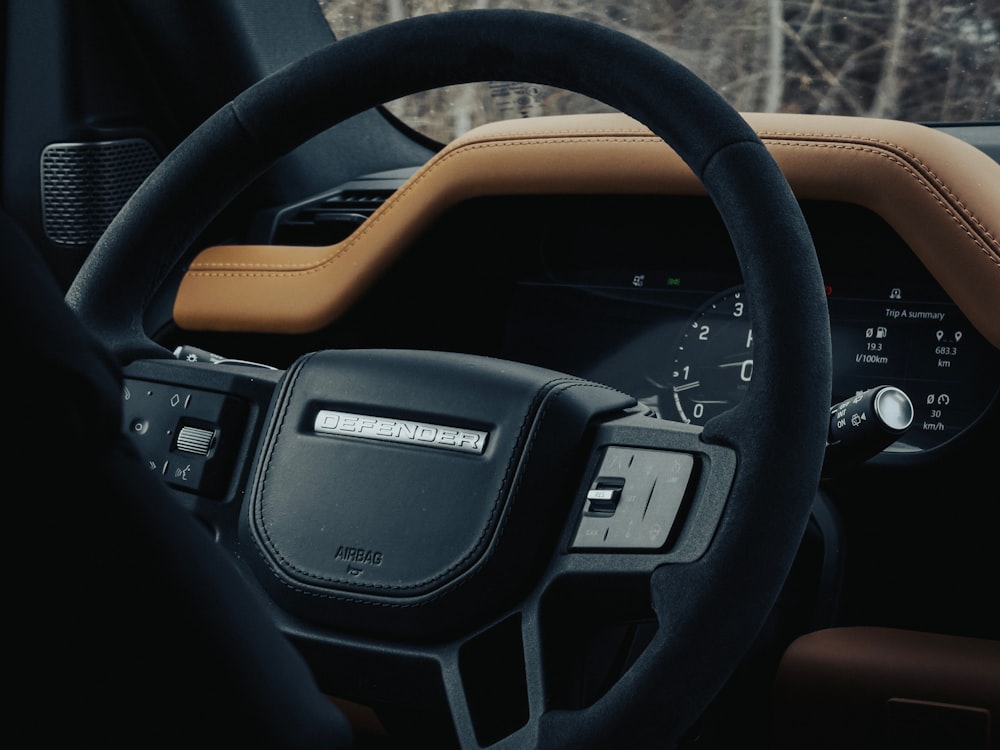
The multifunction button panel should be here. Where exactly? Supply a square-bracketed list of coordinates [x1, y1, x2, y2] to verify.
[572, 446, 694, 550]
[122, 378, 247, 498]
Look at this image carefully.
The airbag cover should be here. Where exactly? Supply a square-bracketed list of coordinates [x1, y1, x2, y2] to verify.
[243, 349, 634, 637]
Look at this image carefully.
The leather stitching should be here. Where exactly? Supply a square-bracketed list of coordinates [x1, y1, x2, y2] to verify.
[186, 130, 1000, 280]
[761, 131, 1000, 258]
[185, 136, 669, 275]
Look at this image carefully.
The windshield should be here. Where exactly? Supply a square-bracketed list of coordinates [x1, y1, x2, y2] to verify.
[319, 0, 999, 144]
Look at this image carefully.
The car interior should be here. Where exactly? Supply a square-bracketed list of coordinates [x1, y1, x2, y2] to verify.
[5, 1, 999, 748]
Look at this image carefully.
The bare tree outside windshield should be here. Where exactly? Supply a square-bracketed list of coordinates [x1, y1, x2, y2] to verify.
[318, 0, 1000, 143]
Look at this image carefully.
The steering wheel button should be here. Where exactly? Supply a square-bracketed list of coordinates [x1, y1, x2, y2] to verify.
[122, 377, 248, 498]
[573, 447, 694, 550]
[572, 518, 613, 547]
[164, 459, 205, 490]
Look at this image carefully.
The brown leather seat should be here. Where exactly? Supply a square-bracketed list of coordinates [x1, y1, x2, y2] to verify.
[773, 627, 1000, 749]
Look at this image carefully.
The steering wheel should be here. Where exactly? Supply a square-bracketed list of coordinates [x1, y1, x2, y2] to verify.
[52, 10, 831, 749]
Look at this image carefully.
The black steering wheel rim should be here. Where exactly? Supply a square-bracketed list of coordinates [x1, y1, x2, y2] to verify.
[65, 10, 832, 749]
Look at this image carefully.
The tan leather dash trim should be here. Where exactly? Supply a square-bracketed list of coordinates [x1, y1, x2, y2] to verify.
[174, 112, 1000, 348]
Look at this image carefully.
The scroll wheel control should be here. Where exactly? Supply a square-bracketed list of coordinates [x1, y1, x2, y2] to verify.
[176, 425, 216, 456]
[586, 479, 625, 515]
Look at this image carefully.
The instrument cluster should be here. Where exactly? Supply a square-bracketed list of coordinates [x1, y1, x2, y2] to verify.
[500, 196, 999, 458]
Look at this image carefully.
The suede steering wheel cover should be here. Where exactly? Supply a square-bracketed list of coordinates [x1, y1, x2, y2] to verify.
[67, 10, 831, 748]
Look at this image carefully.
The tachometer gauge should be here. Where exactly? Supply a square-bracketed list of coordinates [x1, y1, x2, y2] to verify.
[666, 285, 753, 425]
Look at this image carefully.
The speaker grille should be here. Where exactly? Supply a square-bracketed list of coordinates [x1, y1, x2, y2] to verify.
[41, 139, 161, 247]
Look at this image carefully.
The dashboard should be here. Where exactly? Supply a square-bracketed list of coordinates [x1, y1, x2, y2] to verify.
[175, 188, 999, 469]
[168, 113, 1000, 468]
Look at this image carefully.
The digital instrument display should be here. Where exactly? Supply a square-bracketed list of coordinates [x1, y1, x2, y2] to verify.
[658, 283, 995, 452]
[500, 196, 999, 458]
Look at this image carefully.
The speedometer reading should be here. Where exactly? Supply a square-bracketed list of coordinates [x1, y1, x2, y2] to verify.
[667, 286, 753, 425]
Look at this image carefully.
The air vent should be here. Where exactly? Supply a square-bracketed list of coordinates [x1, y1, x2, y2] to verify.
[271, 187, 396, 245]
[259, 168, 418, 246]
[328, 189, 394, 210]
